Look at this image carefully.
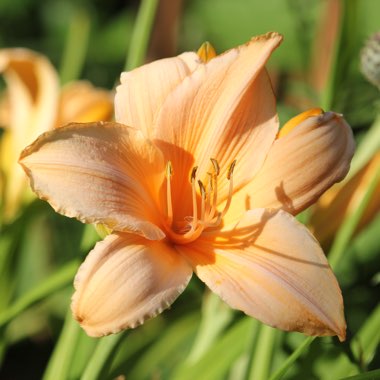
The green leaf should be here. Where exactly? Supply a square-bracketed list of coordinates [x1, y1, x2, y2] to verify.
[269, 336, 315, 380]
[0, 259, 79, 328]
[127, 313, 199, 380]
[172, 317, 252, 380]
[351, 304, 380, 369]
[348, 115, 380, 180]
[59, 6, 91, 84]
[248, 325, 279, 380]
[43, 310, 94, 380]
[125, 0, 159, 70]
[186, 290, 234, 363]
[329, 163, 380, 270]
[339, 369, 380, 380]
[81, 333, 125, 380]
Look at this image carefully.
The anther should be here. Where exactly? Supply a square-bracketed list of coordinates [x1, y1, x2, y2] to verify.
[191, 166, 198, 182]
[217, 159, 236, 220]
[210, 158, 220, 175]
[198, 180, 206, 196]
[166, 161, 173, 178]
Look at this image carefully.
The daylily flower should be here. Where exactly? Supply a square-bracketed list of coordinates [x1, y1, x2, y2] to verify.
[0, 48, 113, 222]
[19, 33, 354, 340]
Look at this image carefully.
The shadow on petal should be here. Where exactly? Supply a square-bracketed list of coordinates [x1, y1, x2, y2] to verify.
[178, 208, 346, 340]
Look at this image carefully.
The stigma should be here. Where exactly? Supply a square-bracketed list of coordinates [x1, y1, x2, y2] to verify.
[165, 158, 236, 245]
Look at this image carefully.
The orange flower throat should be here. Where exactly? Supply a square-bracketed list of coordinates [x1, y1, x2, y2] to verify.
[164, 158, 236, 244]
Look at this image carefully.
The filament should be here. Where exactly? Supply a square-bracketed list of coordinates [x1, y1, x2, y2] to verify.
[164, 159, 236, 245]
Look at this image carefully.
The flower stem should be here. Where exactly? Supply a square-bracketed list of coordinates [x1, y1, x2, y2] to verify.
[269, 336, 315, 380]
[125, 0, 159, 71]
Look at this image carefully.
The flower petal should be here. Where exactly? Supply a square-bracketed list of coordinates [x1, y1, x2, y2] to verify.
[19, 122, 165, 239]
[56, 81, 113, 127]
[72, 233, 193, 336]
[115, 52, 200, 138]
[154, 33, 282, 207]
[224, 111, 355, 225]
[178, 208, 346, 340]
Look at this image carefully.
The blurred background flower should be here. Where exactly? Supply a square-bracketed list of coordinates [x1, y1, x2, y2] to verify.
[0, 49, 113, 223]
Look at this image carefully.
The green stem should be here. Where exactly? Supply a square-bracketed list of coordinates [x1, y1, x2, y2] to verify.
[269, 336, 315, 380]
[60, 7, 91, 84]
[81, 333, 124, 380]
[43, 309, 82, 380]
[0, 259, 79, 327]
[125, 0, 159, 71]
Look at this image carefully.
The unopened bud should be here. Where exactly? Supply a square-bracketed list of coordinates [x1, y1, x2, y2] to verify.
[197, 42, 217, 63]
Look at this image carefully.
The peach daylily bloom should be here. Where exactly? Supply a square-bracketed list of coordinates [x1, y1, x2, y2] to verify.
[19, 33, 354, 340]
[0, 48, 113, 222]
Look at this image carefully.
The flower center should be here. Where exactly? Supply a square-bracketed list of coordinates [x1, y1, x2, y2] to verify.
[164, 158, 236, 245]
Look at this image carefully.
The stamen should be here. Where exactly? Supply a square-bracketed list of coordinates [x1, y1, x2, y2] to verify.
[166, 161, 173, 223]
[164, 159, 236, 244]
[198, 180, 206, 221]
[205, 172, 213, 213]
[205, 159, 236, 227]
[207, 172, 213, 191]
